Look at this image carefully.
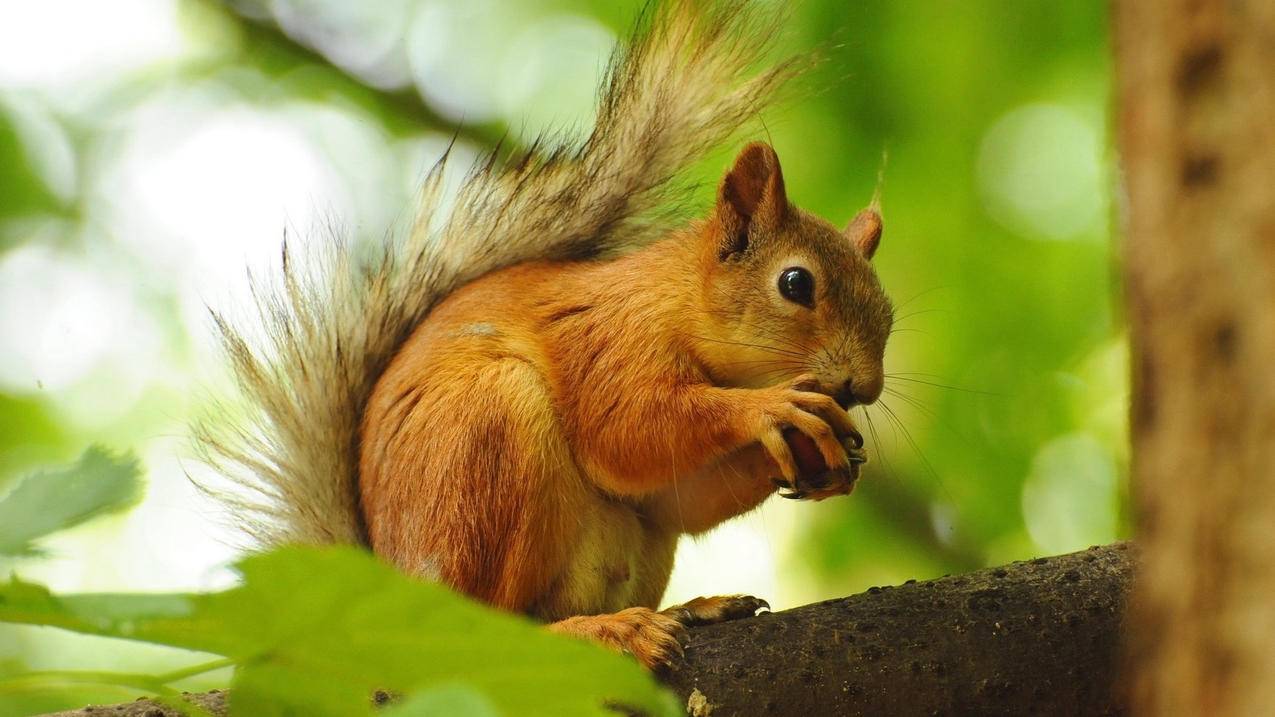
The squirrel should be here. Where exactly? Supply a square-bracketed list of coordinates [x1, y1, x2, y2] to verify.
[193, 1, 893, 669]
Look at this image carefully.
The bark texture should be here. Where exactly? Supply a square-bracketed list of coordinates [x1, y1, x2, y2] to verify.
[1115, 2, 1275, 715]
[44, 691, 229, 717]
[45, 544, 1133, 717]
[664, 543, 1131, 716]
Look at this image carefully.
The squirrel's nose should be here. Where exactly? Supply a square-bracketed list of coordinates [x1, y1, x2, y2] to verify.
[835, 376, 883, 409]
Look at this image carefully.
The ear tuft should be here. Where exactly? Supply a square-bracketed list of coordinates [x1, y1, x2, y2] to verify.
[845, 207, 883, 259]
[722, 143, 785, 219]
[715, 142, 788, 259]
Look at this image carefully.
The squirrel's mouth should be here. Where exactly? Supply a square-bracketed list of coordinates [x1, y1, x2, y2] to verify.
[834, 385, 856, 409]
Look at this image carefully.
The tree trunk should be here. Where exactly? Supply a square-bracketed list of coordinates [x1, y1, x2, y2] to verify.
[1115, 1, 1275, 714]
[43, 544, 1133, 717]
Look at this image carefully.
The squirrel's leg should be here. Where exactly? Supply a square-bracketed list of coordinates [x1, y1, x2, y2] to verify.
[362, 355, 582, 609]
[532, 517, 689, 671]
[540, 505, 689, 670]
[547, 608, 688, 669]
[364, 355, 692, 669]
[546, 595, 770, 668]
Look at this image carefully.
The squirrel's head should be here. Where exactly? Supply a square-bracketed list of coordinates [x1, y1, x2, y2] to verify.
[694, 142, 893, 409]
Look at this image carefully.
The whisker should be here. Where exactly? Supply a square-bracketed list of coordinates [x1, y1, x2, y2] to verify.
[882, 387, 937, 420]
[893, 307, 945, 325]
[735, 320, 817, 354]
[668, 436, 685, 535]
[687, 334, 806, 359]
[889, 371, 955, 378]
[891, 286, 948, 314]
[701, 289, 821, 355]
[714, 354, 803, 365]
[886, 374, 998, 396]
[876, 398, 956, 505]
[882, 385, 983, 448]
[740, 321, 817, 356]
[719, 461, 748, 514]
[749, 367, 808, 383]
[744, 363, 806, 375]
[714, 362, 800, 375]
[861, 407, 899, 482]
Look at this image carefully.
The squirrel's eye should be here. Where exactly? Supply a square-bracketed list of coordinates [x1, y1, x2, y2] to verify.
[778, 267, 815, 307]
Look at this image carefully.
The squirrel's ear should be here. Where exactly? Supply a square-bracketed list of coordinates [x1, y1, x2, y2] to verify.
[715, 142, 789, 259]
[845, 207, 882, 260]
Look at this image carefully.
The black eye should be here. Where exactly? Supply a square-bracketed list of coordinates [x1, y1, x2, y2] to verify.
[778, 267, 814, 307]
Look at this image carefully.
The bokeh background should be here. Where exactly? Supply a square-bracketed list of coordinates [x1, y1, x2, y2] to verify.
[0, 0, 1123, 698]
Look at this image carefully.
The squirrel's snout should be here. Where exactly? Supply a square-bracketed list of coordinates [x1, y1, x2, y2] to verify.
[834, 376, 883, 409]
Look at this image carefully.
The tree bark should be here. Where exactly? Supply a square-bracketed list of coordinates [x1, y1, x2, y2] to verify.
[1115, 2, 1275, 715]
[665, 543, 1131, 716]
[43, 544, 1133, 717]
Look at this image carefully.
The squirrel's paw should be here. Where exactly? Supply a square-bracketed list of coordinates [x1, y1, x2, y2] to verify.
[775, 434, 867, 501]
[753, 374, 857, 482]
[548, 607, 687, 670]
[661, 594, 770, 627]
[774, 464, 861, 501]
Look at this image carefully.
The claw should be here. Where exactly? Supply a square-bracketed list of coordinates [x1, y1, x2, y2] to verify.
[663, 595, 771, 627]
[846, 428, 864, 449]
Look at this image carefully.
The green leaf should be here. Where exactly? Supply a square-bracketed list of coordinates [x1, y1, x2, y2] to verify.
[0, 446, 144, 556]
[381, 683, 501, 717]
[0, 576, 198, 645]
[216, 547, 679, 716]
[0, 546, 679, 716]
[0, 393, 70, 485]
[0, 96, 67, 225]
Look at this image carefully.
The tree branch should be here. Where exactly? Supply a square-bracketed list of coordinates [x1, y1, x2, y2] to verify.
[40, 544, 1133, 716]
[665, 543, 1132, 716]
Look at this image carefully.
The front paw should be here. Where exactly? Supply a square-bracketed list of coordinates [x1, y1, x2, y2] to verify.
[750, 374, 858, 483]
[774, 464, 860, 501]
[783, 425, 865, 476]
[774, 434, 867, 500]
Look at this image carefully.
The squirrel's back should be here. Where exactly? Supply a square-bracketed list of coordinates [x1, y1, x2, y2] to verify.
[192, 1, 801, 547]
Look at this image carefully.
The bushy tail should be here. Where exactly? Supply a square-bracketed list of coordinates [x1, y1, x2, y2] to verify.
[191, 1, 802, 547]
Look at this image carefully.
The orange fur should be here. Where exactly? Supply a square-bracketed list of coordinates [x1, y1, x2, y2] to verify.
[192, 3, 887, 670]
[359, 143, 893, 666]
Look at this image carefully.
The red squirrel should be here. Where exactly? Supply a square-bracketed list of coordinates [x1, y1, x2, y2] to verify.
[195, 1, 892, 669]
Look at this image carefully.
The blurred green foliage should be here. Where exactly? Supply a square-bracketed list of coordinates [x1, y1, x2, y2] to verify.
[0, 446, 141, 556]
[766, 1, 1122, 592]
[2, 543, 673, 716]
[0, 457, 669, 715]
[0, 0, 1123, 712]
